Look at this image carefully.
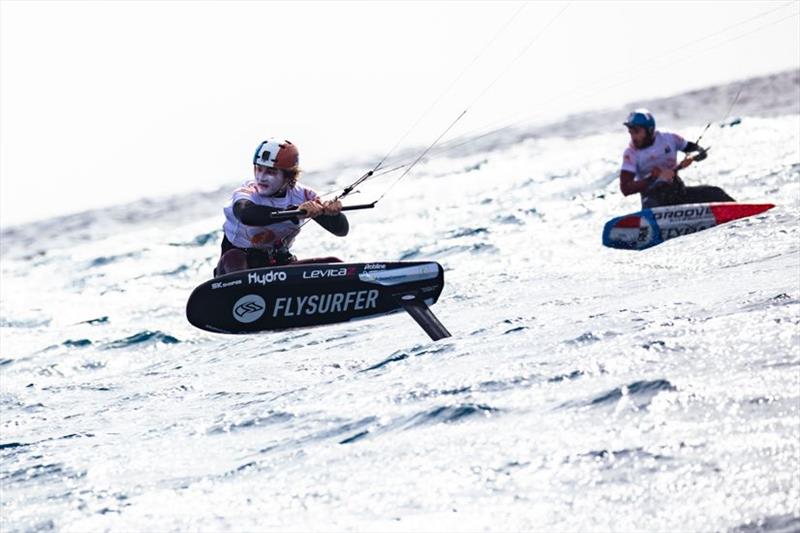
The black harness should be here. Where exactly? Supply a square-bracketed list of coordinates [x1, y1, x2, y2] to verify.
[642, 175, 687, 208]
[220, 235, 296, 267]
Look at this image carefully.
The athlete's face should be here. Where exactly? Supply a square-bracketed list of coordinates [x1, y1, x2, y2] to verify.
[628, 126, 648, 148]
[254, 165, 285, 196]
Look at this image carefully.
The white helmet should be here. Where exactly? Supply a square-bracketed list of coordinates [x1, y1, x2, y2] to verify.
[252, 139, 299, 170]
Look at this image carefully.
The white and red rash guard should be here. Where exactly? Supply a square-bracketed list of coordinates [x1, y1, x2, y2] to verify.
[222, 180, 319, 251]
[620, 131, 688, 181]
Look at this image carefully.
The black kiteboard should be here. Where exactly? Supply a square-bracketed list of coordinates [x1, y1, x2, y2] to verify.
[186, 261, 450, 341]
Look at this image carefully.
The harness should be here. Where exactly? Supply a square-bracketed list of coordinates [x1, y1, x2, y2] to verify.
[642, 175, 687, 208]
[221, 235, 296, 267]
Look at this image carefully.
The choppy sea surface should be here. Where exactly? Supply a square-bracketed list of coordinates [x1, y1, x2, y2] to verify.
[1, 71, 799, 532]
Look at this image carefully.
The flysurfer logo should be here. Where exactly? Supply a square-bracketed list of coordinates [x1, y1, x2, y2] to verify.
[232, 294, 267, 323]
[248, 271, 287, 285]
[273, 290, 379, 317]
[302, 267, 354, 279]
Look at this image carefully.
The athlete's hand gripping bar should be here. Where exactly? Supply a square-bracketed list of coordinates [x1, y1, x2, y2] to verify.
[677, 146, 711, 170]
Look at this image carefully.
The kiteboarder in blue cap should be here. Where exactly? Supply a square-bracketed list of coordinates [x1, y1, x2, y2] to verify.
[619, 109, 735, 208]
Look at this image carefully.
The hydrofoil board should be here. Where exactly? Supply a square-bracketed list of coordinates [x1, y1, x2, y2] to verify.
[186, 261, 450, 341]
[602, 202, 774, 250]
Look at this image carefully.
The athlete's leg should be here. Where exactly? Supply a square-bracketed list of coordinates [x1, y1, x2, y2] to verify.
[291, 256, 344, 265]
[642, 181, 686, 208]
[215, 249, 249, 276]
[683, 186, 736, 204]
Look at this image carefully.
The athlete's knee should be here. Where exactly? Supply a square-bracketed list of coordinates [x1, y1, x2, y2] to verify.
[291, 256, 344, 265]
[215, 249, 248, 276]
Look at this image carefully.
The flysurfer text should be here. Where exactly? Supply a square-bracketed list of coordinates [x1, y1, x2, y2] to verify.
[273, 290, 379, 317]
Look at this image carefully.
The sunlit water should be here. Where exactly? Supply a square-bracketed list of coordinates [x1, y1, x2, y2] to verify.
[1, 73, 799, 532]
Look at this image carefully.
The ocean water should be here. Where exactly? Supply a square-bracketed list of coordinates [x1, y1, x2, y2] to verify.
[1, 72, 799, 532]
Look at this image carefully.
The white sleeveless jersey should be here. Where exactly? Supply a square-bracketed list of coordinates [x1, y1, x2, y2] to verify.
[620, 131, 688, 181]
[222, 180, 319, 251]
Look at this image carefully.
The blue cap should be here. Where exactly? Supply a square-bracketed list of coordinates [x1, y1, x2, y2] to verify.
[623, 109, 655, 131]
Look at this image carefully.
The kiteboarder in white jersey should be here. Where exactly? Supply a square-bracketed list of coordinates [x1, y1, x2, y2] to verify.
[214, 138, 349, 277]
[619, 109, 735, 208]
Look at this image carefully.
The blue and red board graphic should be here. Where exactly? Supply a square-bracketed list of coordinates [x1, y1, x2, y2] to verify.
[602, 202, 775, 250]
